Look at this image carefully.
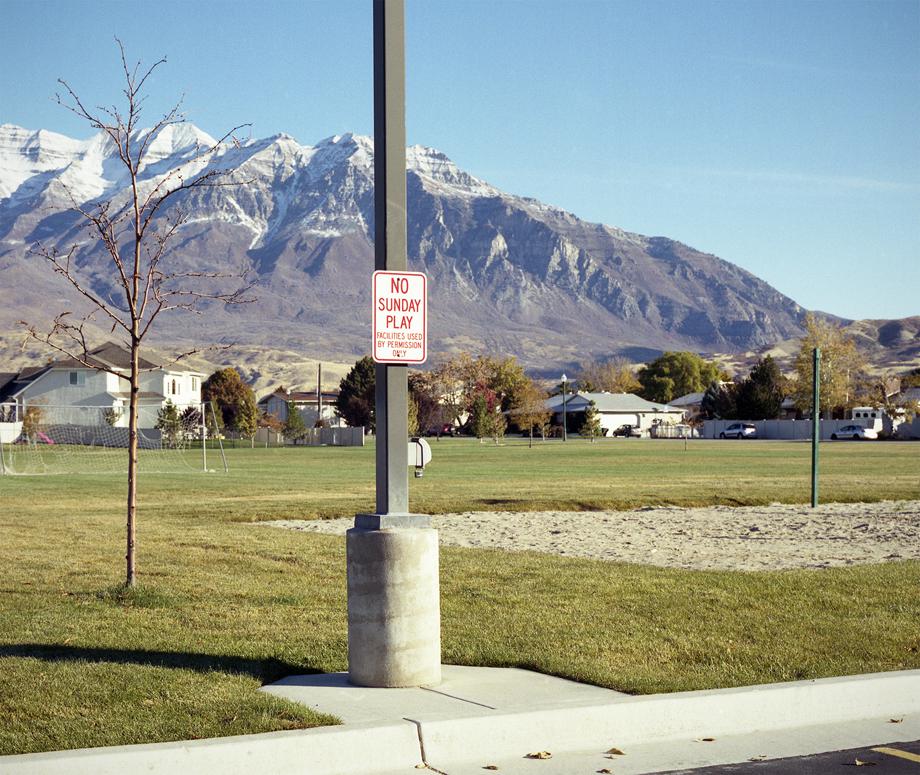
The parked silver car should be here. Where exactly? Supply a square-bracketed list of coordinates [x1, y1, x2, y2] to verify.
[831, 425, 878, 440]
[719, 422, 757, 439]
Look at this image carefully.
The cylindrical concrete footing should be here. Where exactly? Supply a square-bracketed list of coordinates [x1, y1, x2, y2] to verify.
[346, 526, 441, 687]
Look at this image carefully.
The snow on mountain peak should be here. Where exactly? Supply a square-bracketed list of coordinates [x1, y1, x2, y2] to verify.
[139, 122, 217, 161]
[406, 144, 498, 198]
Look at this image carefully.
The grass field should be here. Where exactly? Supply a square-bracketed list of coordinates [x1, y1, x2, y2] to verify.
[1, 438, 918, 755]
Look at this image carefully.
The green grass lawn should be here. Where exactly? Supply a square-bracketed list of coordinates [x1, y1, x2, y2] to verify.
[1, 439, 918, 755]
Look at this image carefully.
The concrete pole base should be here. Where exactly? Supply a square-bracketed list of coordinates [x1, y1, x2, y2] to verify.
[346, 524, 441, 688]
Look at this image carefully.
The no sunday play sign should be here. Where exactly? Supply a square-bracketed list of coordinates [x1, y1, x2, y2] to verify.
[373, 270, 427, 364]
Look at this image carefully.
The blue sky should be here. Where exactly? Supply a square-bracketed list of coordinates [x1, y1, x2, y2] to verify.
[2, 0, 917, 321]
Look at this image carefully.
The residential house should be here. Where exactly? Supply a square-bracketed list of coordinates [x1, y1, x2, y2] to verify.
[545, 391, 685, 436]
[0, 342, 204, 429]
[258, 386, 343, 428]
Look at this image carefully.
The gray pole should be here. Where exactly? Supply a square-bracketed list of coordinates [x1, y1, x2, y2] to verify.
[317, 363, 322, 423]
[373, 0, 409, 517]
[346, 0, 440, 689]
[201, 401, 207, 472]
[561, 375, 568, 442]
[811, 347, 820, 508]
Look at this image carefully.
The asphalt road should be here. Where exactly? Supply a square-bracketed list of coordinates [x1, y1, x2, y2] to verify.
[661, 740, 920, 774]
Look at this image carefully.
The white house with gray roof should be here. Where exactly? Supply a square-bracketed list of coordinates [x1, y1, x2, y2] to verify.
[546, 391, 685, 436]
[0, 343, 203, 429]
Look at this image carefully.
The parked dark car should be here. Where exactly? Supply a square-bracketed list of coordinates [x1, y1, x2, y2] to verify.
[612, 424, 642, 438]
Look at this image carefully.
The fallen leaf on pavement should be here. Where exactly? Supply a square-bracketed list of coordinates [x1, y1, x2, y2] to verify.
[889, 717, 903, 723]
[597, 769, 613, 774]
[605, 747, 625, 755]
[748, 755, 767, 761]
[482, 767, 499, 771]
[694, 737, 716, 742]
[525, 751, 552, 760]
[854, 759, 877, 767]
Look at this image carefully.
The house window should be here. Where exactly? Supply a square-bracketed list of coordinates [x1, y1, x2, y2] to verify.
[68, 371, 86, 387]
[171, 379, 178, 395]
[191, 377, 198, 391]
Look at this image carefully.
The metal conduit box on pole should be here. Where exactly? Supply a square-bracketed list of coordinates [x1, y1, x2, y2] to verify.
[346, 0, 441, 689]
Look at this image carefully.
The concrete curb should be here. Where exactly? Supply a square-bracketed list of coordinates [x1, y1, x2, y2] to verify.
[415, 670, 920, 766]
[0, 722, 423, 775]
[2, 670, 918, 774]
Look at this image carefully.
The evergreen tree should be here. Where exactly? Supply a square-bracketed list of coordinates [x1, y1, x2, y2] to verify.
[283, 401, 307, 443]
[701, 380, 737, 420]
[335, 357, 376, 429]
[580, 399, 603, 442]
[179, 406, 202, 441]
[735, 356, 784, 419]
[469, 394, 490, 442]
[155, 400, 181, 448]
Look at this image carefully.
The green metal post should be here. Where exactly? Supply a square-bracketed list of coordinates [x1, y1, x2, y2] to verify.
[811, 347, 820, 508]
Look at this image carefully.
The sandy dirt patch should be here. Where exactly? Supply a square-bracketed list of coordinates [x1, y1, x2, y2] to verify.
[261, 500, 920, 571]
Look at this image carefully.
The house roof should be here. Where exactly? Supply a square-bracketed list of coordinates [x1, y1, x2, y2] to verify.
[670, 392, 705, 407]
[2, 343, 194, 402]
[49, 342, 159, 371]
[258, 387, 340, 405]
[898, 387, 920, 403]
[0, 367, 52, 402]
[546, 391, 678, 413]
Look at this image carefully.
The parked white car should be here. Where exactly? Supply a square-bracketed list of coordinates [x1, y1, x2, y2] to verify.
[831, 425, 878, 440]
[719, 422, 757, 439]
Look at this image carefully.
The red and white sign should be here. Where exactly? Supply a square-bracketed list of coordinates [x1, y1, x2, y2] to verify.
[372, 270, 427, 364]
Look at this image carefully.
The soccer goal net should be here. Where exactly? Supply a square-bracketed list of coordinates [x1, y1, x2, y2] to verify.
[0, 402, 223, 475]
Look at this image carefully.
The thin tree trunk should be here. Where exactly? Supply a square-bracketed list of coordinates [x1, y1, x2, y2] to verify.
[126, 335, 139, 587]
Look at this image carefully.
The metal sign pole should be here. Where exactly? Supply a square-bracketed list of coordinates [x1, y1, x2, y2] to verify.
[346, 0, 441, 689]
[373, 0, 409, 515]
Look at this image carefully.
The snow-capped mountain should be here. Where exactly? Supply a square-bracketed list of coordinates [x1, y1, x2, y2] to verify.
[0, 122, 810, 367]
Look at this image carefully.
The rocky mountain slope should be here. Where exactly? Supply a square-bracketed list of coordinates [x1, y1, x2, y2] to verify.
[0, 122, 836, 377]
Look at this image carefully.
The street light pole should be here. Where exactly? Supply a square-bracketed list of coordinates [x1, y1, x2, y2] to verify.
[345, 0, 440, 689]
[561, 373, 568, 442]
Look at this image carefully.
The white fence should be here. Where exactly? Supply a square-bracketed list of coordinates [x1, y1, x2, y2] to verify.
[702, 419, 912, 440]
[290, 427, 366, 447]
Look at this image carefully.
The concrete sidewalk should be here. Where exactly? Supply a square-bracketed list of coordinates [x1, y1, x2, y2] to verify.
[2, 667, 918, 774]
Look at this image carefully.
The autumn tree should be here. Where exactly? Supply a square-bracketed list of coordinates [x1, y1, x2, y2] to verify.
[469, 386, 506, 444]
[203, 368, 258, 437]
[509, 379, 551, 447]
[791, 314, 865, 417]
[409, 371, 449, 436]
[23, 42, 251, 586]
[637, 352, 726, 404]
[577, 358, 641, 394]
[335, 356, 376, 429]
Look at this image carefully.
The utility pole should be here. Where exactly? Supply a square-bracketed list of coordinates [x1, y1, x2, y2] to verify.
[345, 0, 441, 689]
[811, 347, 820, 508]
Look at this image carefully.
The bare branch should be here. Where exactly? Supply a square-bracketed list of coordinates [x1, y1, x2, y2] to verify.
[30, 242, 131, 334]
[21, 316, 127, 381]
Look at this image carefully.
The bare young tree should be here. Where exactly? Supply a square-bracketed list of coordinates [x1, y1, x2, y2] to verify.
[24, 40, 253, 587]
